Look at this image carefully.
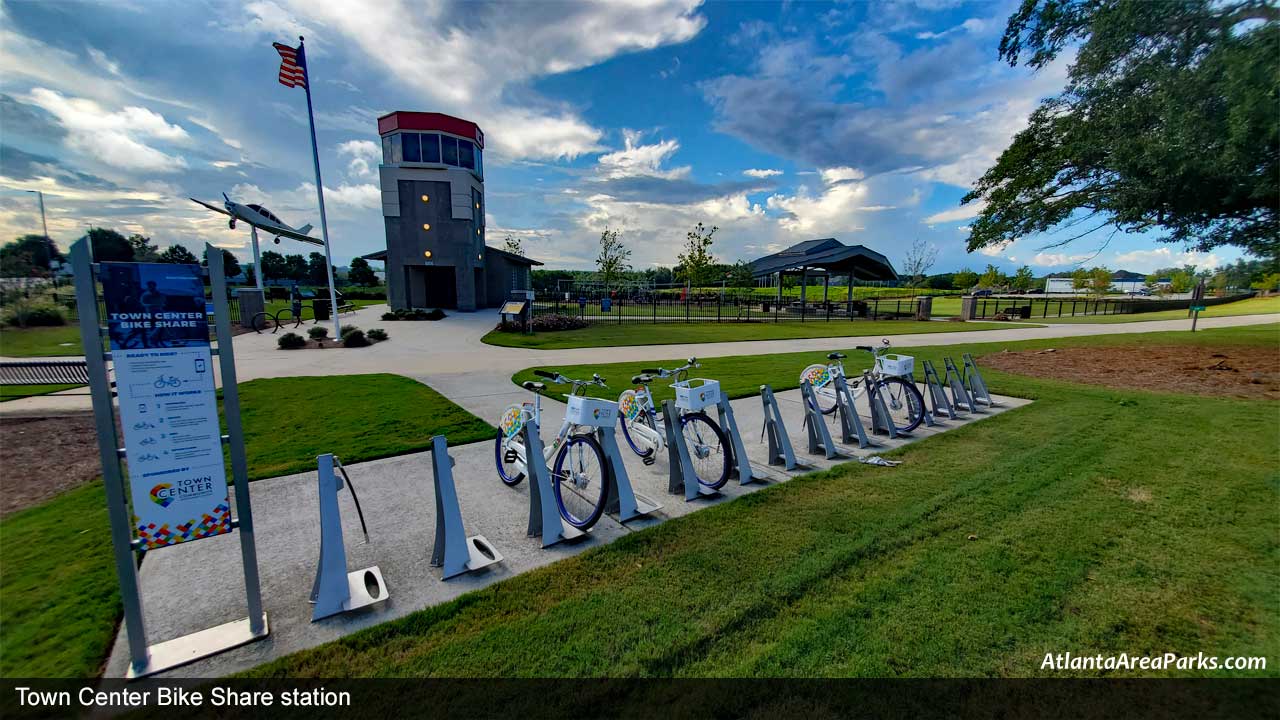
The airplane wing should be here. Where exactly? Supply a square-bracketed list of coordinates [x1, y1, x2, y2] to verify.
[189, 197, 232, 216]
[269, 225, 325, 247]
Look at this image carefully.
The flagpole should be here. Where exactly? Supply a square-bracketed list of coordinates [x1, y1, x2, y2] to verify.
[298, 36, 341, 339]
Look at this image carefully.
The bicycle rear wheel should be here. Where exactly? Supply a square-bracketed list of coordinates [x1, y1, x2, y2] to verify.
[619, 400, 657, 458]
[800, 364, 839, 415]
[552, 433, 609, 529]
[494, 428, 525, 486]
[878, 377, 925, 433]
[681, 412, 731, 490]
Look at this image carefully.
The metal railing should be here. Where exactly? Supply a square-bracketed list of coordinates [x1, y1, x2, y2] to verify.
[532, 289, 923, 324]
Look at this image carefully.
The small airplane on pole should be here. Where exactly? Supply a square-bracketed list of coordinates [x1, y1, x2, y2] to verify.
[190, 193, 322, 290]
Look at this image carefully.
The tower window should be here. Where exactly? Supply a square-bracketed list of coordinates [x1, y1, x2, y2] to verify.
[441, 136, 458, 165]
[459, 140, 475, 169]
[422, 133, 440, 163]
[402, 133, 421, 163]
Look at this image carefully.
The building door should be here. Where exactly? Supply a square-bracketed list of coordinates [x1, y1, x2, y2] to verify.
[422, 266, 457, 309]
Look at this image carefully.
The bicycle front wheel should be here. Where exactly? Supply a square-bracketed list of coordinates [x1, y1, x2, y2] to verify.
[878, 377, 925, 433]
[552, 433, 610, 529]
[494, 429, 525, 486]
[681, 412, 731, 490]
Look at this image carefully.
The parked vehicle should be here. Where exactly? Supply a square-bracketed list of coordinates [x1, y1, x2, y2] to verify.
[972, 289, 994, 297]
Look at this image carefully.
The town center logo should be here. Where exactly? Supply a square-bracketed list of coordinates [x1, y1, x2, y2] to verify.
[150, 483, 175, 508]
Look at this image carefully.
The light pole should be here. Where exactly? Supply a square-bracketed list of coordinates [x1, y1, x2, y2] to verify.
[26, 190, 55, 273]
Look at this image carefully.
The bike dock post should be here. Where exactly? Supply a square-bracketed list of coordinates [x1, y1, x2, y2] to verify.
[596, 422, 662, 522]
[800, 379, 839, 459]
[310, 453, 389, 621]
[962, 353, 998, 408]
[943, 357, 979, 413]
[661, 399, 718, 501]
[429, 435, 503, 580]
[911, 371, 939, 428]
[760, 384, 798, 471]
[521, 420, 587, 547]
[715, 393, 758, 485]
[861, 370, 899, 439]
[920, 360, 955, 420]
[832, 373, 872, 448]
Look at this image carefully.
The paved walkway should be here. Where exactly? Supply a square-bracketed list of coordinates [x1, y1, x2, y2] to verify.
[2, 307, 1275, 417]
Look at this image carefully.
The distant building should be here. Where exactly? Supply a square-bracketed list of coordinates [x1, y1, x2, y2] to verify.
[1043, 269, 1165, 294]
[367, 111, 539, 311]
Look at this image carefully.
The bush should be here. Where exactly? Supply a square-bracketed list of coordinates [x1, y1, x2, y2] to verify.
[342, 329, 370, 347]
[339, 324, 359, 338]
[501, 313, 588, 333]
[278, 332, 307, 349]
[382, 308, 447, 321]
[307, 326, 329, 340]
[337, 287, 386, 300]
[366, 328, 388, 342]
[381, 312, 397, 321]
[2, 300, 66, 328]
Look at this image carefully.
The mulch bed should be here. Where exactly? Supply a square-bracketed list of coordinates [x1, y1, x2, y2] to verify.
[980, 345, 1280, 401]
[1, 415, 104, 517]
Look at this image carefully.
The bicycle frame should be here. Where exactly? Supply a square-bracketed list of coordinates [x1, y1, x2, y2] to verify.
[502, 375, 601, 477]
[620, 360, 700, 455]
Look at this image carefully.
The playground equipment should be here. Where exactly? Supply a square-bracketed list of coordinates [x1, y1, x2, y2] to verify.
[800, 341, 925, 432]
[429, 435, 503, 580]
[496, 371, 611, 529]
[619, 358, 732, 489]
[962, 353, 998, 408]
[759, 384, 798, 471]
[310, 454, 388, 621]
[522, 419, 587, 547]
[943, 357, 980, 413]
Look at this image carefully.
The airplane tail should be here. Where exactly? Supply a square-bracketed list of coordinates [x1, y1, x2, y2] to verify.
[297, 223, 313, 235]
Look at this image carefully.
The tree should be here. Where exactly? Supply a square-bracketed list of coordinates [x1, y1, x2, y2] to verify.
[1251, 272, 1280, 293]
[595, 227, 631, 292]
[259, 250, 287, 282]
[306, 252, 328, 285]
[348, 256, 377, 286]
[902, 238, 939, 288]
[726, 260, 754, 288]
[964, 0, 1278, 258]
[502, 235, 524, 257]
[978, 264, 1005, 288]
[1011, 265, 1035, 292]
[677, 222, 717, 288]
[201, 247, 241, 278]
[954, 267, 979, 290]
[1168, 268, 1196, 293]
[157, 244, 198, 264]
[0, 235, 63, 277]
[1087, 266, 1113, 297]
[86, 228, 133, 263]
[127, 234, 159, 262]
[1070, 267, 1089, 293]
[284, 254, 308, 282]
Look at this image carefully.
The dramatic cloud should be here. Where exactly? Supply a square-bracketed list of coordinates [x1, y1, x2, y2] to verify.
[596, 130, 690, 180]
[24, 88, 190, 172]
[336, 139, 381, 178]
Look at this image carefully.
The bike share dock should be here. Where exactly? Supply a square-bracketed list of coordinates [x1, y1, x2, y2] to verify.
[103, 378, 1029, 679]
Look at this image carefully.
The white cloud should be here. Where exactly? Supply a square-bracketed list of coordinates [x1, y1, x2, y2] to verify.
[743, 168, 782, 178]
[24, 88, 190, 172]
[819, 167, 865, 184]
[336, 139, 381, 178]
[596, 130, 689, 179]
[1028, 252, 1092, 267]
[923, 202, 983, 224]
[1111, 247, 1223, 273]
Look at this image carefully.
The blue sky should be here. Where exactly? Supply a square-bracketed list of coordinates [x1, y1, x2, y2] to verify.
[0, 0, 1244, 275]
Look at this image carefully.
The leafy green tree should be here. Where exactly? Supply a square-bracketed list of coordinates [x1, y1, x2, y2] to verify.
[1251, 272, 1280, 292]
[348, 256, 377, 286]
[86, 228, 133, 263]
[726, 260, 754, 288]
[978, 264, 1005, 288]
[259, 250, 287, 282]
[201, 247, 241, 278]
[1089, 266, 1113, 297]
[0, 235, 63, 277]
[157, 244, 198, 264]
[964, 0, 1279, 257]
[127, 234, 159, 262]
[953, 267, 979, 290]
[1011, 265, 1035, 292]
[284, 254, 308, 282]
[1168, 269, 1196, 293]
[306, 252, 328, 285]
[677, 222, 717, 288]
[595, 227, 631, 292]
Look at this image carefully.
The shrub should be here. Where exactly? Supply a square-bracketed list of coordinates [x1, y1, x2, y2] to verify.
[366, 328, 388, 342]
[2, 300, 66, 328]
[278, 332, 307, 349]
[342, 329, 370, 347]
[381, 312, 397, 321]
[382, 308, 446, 321]
[307, 326, 329, 340]
[339, 324, 359, 338]
[511, 313, 586, 332]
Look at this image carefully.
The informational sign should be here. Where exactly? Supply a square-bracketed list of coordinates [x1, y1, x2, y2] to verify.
[100, 262, 231, 550]
[1190, 305, 1206, 312]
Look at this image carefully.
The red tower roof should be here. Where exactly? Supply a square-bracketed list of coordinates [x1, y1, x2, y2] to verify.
[377, 111, 483, 148]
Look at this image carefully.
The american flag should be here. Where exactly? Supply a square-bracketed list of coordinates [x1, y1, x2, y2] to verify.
[273, 41, 307, 89]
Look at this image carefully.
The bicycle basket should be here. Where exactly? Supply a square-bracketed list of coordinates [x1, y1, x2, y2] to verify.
[875, 354, 915, 377]
[565, 395, 619, 428]
[672, 378, 720, 411]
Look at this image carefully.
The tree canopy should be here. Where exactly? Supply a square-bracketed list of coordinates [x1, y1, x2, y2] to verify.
[965, 0, 1278, 258]
[157, 244, 198, 264]
[0, 235, 63, 277]
[348, 256, 378, 286]
[86, 228, 134, 263]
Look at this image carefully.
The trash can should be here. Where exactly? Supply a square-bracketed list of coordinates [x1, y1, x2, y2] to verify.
[312, 299, 331, 321]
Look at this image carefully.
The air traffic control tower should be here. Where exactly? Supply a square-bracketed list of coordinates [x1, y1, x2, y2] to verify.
[373, 111, 537, 311]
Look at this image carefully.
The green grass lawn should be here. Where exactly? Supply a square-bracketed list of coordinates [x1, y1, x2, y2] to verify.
[234, 373, 494, 480]
[483, 319, 1024, 350]
[0, 372, 493, 677]
[0, 383, 83, 402]
[243, 323, 1278, 678]
[1039, 294, 1280, 324]
[0, 325, 86, 357]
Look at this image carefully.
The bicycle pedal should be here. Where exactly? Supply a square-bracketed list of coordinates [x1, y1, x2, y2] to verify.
[642, 456, 656, 466]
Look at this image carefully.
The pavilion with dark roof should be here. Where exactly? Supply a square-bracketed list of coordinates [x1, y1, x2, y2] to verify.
[749, 238, 899, 308]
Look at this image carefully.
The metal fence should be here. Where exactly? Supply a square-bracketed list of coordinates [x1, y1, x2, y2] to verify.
[970, 292, 1256, 320]
[534, 290, 923, 323]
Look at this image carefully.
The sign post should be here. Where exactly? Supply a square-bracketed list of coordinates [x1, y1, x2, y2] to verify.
[72, 239, 267, 679]
[1189, 305, 1205, 332]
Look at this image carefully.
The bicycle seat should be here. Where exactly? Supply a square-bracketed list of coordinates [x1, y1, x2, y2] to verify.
[826, 352, 846, 360]
[631, 374, 654, 384]
[522, 381, 546, 392]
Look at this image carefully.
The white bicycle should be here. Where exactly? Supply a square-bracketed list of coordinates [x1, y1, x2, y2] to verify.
[800, 340, 926, 433]
[495, 370, 611, 530]
[617, 358, 731, 490]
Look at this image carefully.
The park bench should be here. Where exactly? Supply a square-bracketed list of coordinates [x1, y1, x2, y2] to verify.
[0, 359, 91, 386]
